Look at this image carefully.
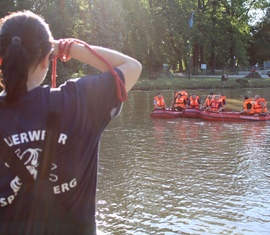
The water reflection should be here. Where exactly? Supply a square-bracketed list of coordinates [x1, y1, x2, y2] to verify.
[97, 90, 270, 235]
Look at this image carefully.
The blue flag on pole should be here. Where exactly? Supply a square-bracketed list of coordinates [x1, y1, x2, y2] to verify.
[189, 11, 195, 28]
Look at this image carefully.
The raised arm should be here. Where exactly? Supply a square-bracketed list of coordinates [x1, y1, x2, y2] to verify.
[54, 40, 142, 92]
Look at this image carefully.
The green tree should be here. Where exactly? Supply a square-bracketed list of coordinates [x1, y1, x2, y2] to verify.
[89, 0, 126, 51]
[249, 10, 270, 65]
[248, 1, 270, 65]
[193, 0, 251, 74]
[0, 0, 35, 18]
[151, 0, 195, 73]
[1, 0, 270, 81]
[119, 0, 153, 70]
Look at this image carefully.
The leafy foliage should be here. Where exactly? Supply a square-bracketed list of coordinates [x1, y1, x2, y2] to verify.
[1, 0, 270, 85]
[249, 9, 270, 65]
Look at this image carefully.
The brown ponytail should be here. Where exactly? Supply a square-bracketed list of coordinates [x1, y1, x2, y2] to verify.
[0, 11, 53, 103]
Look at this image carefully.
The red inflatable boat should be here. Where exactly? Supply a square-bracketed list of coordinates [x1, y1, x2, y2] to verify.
[150, 108, 201, 119]
[200, 110, 270, 122]
[150, 109, 270, 122]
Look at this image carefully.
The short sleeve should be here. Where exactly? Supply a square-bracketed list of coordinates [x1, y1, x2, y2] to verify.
[59, 68, 125, 132]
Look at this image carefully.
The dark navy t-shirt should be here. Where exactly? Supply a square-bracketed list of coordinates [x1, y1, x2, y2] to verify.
[0, 68, 124, 224]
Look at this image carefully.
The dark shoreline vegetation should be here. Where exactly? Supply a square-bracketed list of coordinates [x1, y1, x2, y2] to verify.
[132, 75, 270, 91]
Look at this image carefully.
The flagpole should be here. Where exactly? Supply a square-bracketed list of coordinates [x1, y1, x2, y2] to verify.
[188, 11, 194, 79]
[188, 27, 191, 79]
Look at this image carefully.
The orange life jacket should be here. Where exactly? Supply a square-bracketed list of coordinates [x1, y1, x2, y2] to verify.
[174, 97, 186, 109]
[253, 98, 268, 113]
[189, 96, 200, 109]
[175, 91, 188, 102]
[154, 95, 165, 109]
[243, 98, 254, 113]
[204, 94, 215, 108]
[209, 99, 222, 111]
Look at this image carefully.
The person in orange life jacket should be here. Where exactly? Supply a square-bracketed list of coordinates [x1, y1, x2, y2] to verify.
[154, 93, 166, 109]
[170, 90, 188, 110]
[203, 92, 214, 109]
[218, 93, 226, 110]
[241, 96, 254, 114]
[205, 94, 223, 112]
[171, 93, 187, 111]
[252, 95, 268, 114]
[172, 91, 189, 102]
[177, 90, 188, 98]
[188, 94, 201, 109]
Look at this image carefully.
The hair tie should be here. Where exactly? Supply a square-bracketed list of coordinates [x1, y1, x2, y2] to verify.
[11, 36, 21, 44]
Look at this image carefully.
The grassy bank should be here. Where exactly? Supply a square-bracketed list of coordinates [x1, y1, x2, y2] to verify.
[132, 75, 270, 91]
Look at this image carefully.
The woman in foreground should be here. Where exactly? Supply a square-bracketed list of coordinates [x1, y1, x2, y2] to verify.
[0, 10, 142, 235]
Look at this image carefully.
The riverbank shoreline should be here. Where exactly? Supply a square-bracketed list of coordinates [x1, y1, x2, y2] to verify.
[132, 74, 270, 91]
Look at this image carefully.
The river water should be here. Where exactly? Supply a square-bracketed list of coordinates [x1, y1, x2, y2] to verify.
[96, 88, 270, 235]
